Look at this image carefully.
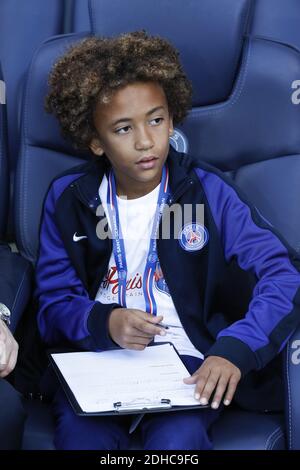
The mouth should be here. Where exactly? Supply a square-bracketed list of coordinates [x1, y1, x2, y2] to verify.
[136, 156, 159, 170]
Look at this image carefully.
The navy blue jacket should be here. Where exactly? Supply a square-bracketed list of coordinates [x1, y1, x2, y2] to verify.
[35, 148, 300, 411]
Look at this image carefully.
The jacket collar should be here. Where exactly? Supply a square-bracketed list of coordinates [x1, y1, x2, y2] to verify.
[74, 147, 196, 211]
[167, 147, 197, 202]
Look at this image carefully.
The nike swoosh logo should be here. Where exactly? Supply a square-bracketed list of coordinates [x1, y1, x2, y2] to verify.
[73, 232, 88, 242]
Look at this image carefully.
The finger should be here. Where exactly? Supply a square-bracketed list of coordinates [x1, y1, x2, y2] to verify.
[135, 319, 166, 337]
[183, 361, 209, 383]
[130, 336, 152, 346]
[193, 369, 212, 402]
[198, 371, 220, 405]
[122, 334, 153, 348]
[184, 367, 211, 402]
[223, 374, 240, 406]
[126, 343, 147, 351]
[211, 377, 229, 409]
[131, 327, 154, 339]
[183, 370, 200, 384]
[143, 313, 164, 324]
[141, 314, 164, 328]
[133, 311, 163, 324]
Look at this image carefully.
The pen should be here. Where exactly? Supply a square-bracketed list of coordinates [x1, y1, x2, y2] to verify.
[158, 323, 182, 329]
[158, 322, 170, 330]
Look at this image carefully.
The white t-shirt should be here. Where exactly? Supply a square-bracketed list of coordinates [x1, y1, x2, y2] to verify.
[95, 174, 203, 359]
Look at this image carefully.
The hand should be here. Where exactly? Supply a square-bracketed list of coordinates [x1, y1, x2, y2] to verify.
[183, 356, 241, 409]
[0, 320, 19, 378]
[108, 308, 167, 350]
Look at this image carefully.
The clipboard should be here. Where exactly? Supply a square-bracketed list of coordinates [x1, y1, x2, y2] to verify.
[49, 343, 209, 417]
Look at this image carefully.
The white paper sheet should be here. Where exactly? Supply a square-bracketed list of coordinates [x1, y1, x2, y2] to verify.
[51, 344, 201, 413]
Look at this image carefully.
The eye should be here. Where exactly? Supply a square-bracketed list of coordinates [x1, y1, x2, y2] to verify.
[115, 125, 131, 134]
[149, 117, 164, 126]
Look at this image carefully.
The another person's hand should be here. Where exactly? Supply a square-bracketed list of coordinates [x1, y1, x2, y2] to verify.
[0, 320, 19, 378]
[108, 308, 166, 350]
[183, 355, 241, 409]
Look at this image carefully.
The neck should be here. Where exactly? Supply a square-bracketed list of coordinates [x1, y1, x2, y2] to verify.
[114, 171, 162, 200]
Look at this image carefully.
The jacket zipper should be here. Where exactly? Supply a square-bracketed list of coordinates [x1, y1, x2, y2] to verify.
[156, 176, 196, 341]
[168, 178, 195, 205]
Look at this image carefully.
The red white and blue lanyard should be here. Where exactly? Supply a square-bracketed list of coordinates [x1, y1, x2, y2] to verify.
[107, 165, 169, 315]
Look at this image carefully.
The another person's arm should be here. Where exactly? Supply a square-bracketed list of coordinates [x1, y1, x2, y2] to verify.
[0, 243, 32, 376]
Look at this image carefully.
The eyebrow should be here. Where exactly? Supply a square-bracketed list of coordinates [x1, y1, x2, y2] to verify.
[111, 106, 165, 127]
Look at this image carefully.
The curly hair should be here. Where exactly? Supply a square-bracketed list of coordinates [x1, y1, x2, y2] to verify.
[45, 31, 192, 151]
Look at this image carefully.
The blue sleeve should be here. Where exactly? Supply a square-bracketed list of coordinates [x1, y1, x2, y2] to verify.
[196, 168, 300, 375]
[35, 177, 120, 351]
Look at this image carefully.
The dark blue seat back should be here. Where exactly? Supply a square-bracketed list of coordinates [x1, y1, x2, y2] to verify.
[72, 0, 251, 109]
[251, 0, 300, 49]
[286, 333, 300, 449]
[0, 63, 9, 238]
[15, 33, 91, 262]
[0, 0, 64, 172]
[70, 0, 91, 33]
[70, 0, 300, 249]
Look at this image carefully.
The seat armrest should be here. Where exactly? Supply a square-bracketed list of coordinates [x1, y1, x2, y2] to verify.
[284, 323, 300, 449]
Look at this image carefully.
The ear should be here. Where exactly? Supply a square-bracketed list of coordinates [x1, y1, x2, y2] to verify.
[89, 138, 105, 156]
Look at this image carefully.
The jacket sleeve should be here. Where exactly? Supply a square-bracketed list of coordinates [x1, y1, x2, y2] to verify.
[35, 181, 120, 351]
[198, 168, 300, 376]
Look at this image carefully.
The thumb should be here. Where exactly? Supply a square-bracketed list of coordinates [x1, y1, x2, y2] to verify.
[183, 373, 198, 384]
[145, 314, 163, 324]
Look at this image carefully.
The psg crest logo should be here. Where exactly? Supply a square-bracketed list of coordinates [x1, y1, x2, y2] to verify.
[179, 223, 209, 252]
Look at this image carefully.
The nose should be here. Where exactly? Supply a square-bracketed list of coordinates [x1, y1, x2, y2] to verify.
[134, 125, 154, 151]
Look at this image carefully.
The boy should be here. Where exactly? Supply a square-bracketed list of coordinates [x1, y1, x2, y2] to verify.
[36, 31, 300, 450]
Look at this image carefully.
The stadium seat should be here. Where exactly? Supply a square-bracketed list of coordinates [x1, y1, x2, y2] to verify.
[0, 0, 65, 241]
[0, 63, 32, 333]
[14, 0, 300, 449]
[0, 81, 32, 448]
[70, 0, 91, 33]
[0, 0, 64, 172]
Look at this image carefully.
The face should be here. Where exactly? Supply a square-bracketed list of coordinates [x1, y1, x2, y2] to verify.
[90, 81, 173, 199]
